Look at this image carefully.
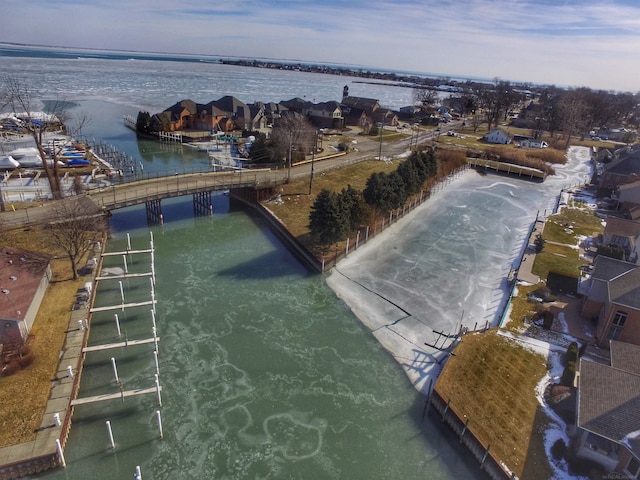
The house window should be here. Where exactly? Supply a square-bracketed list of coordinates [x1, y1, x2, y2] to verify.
[626, 456, 640, 479]
[607, 311, 627, 340]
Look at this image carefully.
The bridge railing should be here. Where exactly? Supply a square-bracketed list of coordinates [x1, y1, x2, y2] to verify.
[106, 164, 275, 186]
[88, 169, 286, 209]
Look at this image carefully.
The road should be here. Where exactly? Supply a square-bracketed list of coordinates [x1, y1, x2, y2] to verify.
[0, 124, 454, 227]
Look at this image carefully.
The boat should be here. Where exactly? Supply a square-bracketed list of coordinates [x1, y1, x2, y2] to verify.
[7, 147, 40, 158]
[0, 156, 20, 169]
[66, 158, 91, 167]
[15, 155, 43, 167]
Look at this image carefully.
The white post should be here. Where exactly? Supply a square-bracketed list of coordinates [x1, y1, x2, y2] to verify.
[67, 366, 74, 379]
[356, 231, 360, 249]
[155, 374, 162, 407]
[111, 357, 119, 384]
[152, 327, 158, 351]
[55, 439, 66, 467]
[150, 277, 155, 303]
[154, 350, 160, 376]
[366, 225, 369, 242]
[119, 281, 125, 310]
[127, 233, 131, 251]
[115, 314, 121, 337]
[151, 310, 156, 330]
[135, 465, 142, 480]
[106, 420, 115, 449]
[345, 237, 350, 256]
[156, 410, 164, 439]
[122, 255, 128, 274]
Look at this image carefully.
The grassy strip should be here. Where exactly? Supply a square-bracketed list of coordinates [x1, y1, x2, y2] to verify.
[0, 227, 88, 448]
[434, 330, 552, 479]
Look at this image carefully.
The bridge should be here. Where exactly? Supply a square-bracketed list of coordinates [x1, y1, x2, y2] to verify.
[86, 168, 289, 223]
[88, 168, 287, 209]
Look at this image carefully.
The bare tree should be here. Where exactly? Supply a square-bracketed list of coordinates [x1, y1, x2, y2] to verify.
[46, 196, 108, 280]
[271, 113, 316, 170]
[2, 75, 90, 199]
[558, 89, 588, 148]
[413, 87, 438, 108]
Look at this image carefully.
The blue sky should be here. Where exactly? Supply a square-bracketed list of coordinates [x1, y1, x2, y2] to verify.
[3, 0, 640, 92]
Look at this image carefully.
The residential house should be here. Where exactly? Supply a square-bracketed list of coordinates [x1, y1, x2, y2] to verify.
[519, 138, 548, 149]
[574, 341, 640, 478]
[210, 96, 251, 131]
[373, 108, 399, 127]
[0, 246, 52, 346]
[485, 129, 512, 145]
[340, 95, 381, 128]
[598, 145, 640, 190]
[602, 217, 640, 264]
[280, 97, 311, 116]
[617, 180, 640, 220]
[580, 255, 640, 347]
[153, 99, 198, 132]
[306, 101, 344, 129]
[195, 102, 229, 132]
[247, 103, 268, 131]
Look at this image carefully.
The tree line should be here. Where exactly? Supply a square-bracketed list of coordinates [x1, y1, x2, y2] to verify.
[309, 149, 445, 247]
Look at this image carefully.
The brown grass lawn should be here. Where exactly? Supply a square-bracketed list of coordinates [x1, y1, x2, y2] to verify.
[435, 330, 553, 479]
[266, 158, 402, 254]
[0, 226, 92, 448]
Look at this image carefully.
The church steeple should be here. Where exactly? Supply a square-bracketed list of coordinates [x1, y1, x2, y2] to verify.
[342, 85, 349, 100]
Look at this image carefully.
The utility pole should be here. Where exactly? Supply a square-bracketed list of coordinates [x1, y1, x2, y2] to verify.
[308, 130, 317, 195]
[287, 133, 293, 182]
[378, 122, 383, 160]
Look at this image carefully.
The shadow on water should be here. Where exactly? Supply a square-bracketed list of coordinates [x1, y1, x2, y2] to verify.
[407, 393, 492, 479]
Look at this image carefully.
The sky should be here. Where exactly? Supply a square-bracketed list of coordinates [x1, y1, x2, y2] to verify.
[2, 0, 640, 92]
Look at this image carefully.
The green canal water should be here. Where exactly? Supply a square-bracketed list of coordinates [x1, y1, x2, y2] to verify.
[40, 196, 485, 479]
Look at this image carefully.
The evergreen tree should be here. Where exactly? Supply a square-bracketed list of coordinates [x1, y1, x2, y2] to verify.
[309, 189, 348, 245]
[339, 185, 369, 231]
[136, 111, 152, 134]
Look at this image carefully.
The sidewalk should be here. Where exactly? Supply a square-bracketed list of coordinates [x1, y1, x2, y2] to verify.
[515, 218, 543, 285]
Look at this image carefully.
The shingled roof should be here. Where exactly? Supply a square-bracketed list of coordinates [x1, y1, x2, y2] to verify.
[578, 341, 640, 459]
[0, 246, 51, 322]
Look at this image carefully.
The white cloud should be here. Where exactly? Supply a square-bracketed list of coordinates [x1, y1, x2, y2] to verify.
[2, 0, 640, 91]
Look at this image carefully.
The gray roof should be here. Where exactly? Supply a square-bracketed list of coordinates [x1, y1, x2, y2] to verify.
[578, 348, 640, 458]
[590, 256, 637, 282]
[608, 267, 640, 309]
[605, 217, 640, 239]
[611, 340, 640, 375]
[341, 96, 379, 111]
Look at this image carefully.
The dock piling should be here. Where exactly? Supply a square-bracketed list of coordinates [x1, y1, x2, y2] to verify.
[106, 420, 115, 449]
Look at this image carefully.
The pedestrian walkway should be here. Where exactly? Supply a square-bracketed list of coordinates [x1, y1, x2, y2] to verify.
[515, 218, 544, 285]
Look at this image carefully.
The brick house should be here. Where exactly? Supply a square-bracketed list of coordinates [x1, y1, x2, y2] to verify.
[0, 247, 52, 346]
[602, 217, 640, 264]
[574, 341, 640, 478]
[580, 255, 640, 347]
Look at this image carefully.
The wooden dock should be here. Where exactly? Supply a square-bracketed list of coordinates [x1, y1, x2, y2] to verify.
[102, 249, 153, 256]
[71, 386, 162, 406]
[95, 272, 153, 281]
[82, 337, 159, 353]
[90, 300, 156, 313]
